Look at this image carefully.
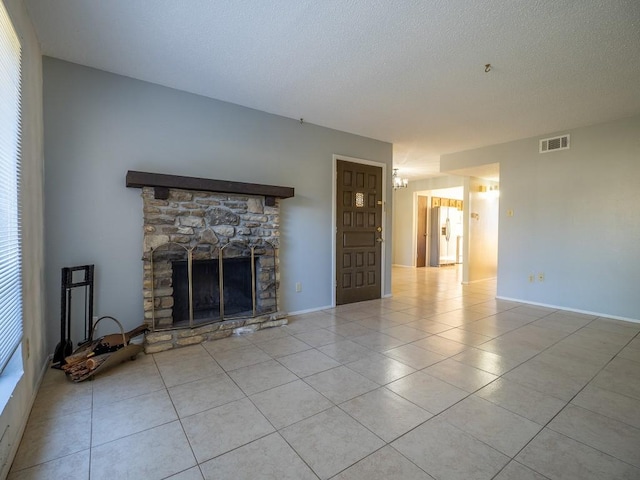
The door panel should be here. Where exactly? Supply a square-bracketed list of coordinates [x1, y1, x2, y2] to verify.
[343, 231, 376, 247]
[336, 160, 382, 305]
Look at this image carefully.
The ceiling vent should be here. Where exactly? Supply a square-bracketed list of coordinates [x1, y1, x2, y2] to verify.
[540, 134, 570, 153]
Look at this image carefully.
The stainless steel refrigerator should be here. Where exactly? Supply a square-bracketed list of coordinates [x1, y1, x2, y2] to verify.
[429, 206, 461, 266]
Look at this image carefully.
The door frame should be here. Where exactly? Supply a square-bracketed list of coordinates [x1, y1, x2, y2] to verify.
[331, 154, 388, 307]
[412, 187, 465, 269]
[415, 194, 429, 267]
[411, 191, 430, 268]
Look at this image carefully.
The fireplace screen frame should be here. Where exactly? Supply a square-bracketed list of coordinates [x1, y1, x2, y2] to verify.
[148, 240, 277, 332]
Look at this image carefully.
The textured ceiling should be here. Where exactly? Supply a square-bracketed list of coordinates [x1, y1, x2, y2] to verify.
[25, 0, 640, 180]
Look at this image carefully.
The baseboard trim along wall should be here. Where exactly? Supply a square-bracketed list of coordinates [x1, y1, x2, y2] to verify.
[496, 296, 640, 324]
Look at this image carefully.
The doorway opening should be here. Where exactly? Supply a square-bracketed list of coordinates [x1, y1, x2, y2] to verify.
[415, 186, 464, 269]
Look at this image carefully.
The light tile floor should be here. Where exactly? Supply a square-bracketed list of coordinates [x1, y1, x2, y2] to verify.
[9, 266, 640, 479]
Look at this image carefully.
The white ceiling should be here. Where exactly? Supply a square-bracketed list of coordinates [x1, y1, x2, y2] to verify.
[24, 0, 640, 180]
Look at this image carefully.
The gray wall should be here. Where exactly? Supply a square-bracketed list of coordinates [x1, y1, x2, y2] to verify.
[43, 58, 393, 350]
[442, 115, 640, 321]
[1, 1, 46, 477]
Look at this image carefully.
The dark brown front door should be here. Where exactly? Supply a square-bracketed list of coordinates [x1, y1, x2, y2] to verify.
[336, 160, 383, 305]
[416, 195, 427, 267]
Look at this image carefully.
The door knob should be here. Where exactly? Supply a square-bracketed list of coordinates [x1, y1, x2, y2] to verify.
[376, 238, 383, 243]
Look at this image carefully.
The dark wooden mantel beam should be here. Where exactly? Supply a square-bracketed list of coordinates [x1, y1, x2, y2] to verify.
[126, 170, 294, 206]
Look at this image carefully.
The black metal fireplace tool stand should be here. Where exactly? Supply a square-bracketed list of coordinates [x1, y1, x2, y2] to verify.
[51, 264, 94, 369]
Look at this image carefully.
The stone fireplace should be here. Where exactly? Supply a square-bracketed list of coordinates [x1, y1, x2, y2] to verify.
[126, 171, 294, 353]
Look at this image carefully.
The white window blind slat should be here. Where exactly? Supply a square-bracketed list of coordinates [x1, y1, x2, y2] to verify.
[0, 0, 23, 374]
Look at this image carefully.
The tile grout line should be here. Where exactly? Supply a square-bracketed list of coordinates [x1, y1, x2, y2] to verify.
[358, 310, 602, 479]
[153, 350, 202, 478]
[489, 328, 640, 479]
[16, 267, 639, 480]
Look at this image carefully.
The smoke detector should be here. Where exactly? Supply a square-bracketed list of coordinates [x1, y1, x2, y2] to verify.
[540, 134, 570, 153]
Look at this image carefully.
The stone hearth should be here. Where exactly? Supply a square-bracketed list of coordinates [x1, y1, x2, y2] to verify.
[138, 185, 288, 353]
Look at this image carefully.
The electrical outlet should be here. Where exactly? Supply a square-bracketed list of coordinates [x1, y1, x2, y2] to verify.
[528, 274, 535, 283]
[295, 282, 302, 293]
[538, 272, 545, 282]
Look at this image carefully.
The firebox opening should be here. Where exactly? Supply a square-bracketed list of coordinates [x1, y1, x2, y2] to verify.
[172, 257, 255, 327]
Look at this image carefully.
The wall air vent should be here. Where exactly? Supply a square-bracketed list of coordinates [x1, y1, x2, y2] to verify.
[540, 134, 570, 153]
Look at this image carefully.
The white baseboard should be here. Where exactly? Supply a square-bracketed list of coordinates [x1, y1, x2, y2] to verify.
[463, 276, 497, 285]
[288, 305, 334, 316]
[496, 296, 640, 324]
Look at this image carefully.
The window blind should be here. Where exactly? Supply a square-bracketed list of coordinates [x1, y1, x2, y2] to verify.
[0, 1, 23, 374]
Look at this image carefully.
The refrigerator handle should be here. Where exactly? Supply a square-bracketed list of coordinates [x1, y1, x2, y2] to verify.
[445, 217, 451, 242]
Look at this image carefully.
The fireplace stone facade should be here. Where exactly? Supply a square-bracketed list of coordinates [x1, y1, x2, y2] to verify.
[140, 186, 287, 353]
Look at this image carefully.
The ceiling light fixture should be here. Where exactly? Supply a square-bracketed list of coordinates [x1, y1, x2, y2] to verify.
[392, 169, 409, 190]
